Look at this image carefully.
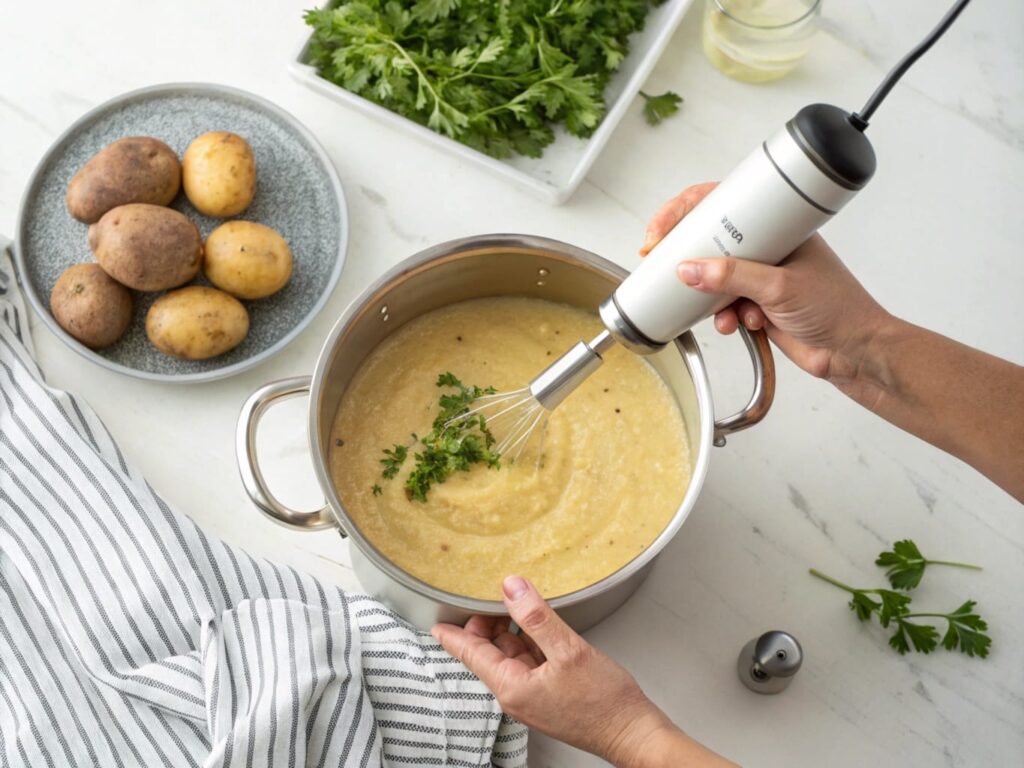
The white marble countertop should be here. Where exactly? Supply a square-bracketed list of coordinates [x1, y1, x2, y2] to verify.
[2, 1, 1021, 765]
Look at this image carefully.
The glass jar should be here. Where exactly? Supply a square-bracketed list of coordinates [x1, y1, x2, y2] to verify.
[702, 0, 822, 83]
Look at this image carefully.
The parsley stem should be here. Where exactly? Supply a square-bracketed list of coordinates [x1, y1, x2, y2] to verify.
[901, 612, 953, 619]
[808, 568, 858, 593]
[449, 70, 539, 82]
[925, 559, 983, 571]
[380, 37, 442, 109]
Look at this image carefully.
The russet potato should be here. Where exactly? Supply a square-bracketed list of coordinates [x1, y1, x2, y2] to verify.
[182, 132, 256, 217]
[145, 285, 249, 360]
[203, 221, 293, 299]
[49, 264, 133, 349]
[66, 137, 181, 224]
[88, 203, 203, 292]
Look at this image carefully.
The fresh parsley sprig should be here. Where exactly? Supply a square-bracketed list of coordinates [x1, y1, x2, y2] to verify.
[640, 90, 682, 125]
[304, 0, 669, 159]
[809, 539, 990, 658]
[373, 372, 500, 501]
[875, 538, 982, 590]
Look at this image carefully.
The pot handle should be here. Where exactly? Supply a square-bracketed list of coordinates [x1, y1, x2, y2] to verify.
[236, 376, 340, 532]
[712, 327, 776, 447]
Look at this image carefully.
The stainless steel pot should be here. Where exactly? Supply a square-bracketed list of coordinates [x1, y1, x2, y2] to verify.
[236, 235, 775, 631]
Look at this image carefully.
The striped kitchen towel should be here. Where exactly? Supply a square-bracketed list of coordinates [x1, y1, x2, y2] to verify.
[0, 239, 528, 767]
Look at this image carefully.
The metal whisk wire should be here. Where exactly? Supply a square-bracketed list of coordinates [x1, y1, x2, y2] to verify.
[443, 329, 616, 465]
[445, 387, 548, 465]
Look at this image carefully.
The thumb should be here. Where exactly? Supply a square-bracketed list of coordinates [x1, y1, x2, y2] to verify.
[502, 576, 578, 663]
[678, 258, 787, 309]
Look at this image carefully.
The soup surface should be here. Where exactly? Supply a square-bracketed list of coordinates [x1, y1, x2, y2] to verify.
[329, 297, 690, 600]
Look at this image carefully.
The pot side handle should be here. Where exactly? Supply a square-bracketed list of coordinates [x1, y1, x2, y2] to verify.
[236, 376, 339, 532]
[712, 327, 776, 447]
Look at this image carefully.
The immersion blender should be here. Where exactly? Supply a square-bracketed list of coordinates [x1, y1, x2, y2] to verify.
[524, 0, 973, 412]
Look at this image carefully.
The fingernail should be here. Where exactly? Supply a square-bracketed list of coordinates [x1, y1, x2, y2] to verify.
[678, 261, 701, 285]
[429, 627, 441, 640]
[642, 229, 656, 249]
[746, 313, 759, 327]
[503, 575, 529, 601]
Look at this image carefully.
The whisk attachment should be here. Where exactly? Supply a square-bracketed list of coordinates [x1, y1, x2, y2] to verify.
[529, 330, 615, 409]
[446, 329, 617, 461]
[444, 388, 546, 464]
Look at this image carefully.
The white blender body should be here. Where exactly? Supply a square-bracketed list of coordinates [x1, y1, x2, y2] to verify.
[605, 123, 863, 349]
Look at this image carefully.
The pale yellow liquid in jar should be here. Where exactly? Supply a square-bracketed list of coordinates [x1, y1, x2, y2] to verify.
[328, 297, 691, 600]
[703, 0, 817, 83]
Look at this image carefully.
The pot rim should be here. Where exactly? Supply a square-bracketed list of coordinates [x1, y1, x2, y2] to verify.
[308, 234, 714, 614]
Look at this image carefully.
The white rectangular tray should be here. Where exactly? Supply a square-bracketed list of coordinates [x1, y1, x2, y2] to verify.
[290, 0, 695, 204]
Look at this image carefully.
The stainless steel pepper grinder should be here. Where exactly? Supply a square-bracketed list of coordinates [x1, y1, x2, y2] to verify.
[737, 631, 803, 694]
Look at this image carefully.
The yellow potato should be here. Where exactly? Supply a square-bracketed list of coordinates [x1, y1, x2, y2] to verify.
[66, 136, 181, 224]
[145, 286, 249, 360]
[203, 221, 293, 299]
[182, 132, 256, 217]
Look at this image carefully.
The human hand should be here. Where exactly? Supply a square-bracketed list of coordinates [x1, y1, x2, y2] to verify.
[432, 576, 732, 767]
[642, 183, 892, 387]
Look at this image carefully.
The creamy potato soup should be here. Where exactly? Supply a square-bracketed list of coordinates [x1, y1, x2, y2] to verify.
[329, 297, 690, 600]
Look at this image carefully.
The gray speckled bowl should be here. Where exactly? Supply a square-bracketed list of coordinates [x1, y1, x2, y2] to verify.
[14, 82, 348, 383]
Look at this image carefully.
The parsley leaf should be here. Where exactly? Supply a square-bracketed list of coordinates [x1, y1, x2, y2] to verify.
[640, 90, 683, 125]
[875, 589, 912, 628]
[849, 591, 880, 622]
[936, 601, 991, 658]
[380, 444, 408, 479]
[371, 483, 383, 496]
[889, 619, 939, 655]
[377, 372, 500, 501]
[875, 538, 982, 590]
[304, 0, 670, 160]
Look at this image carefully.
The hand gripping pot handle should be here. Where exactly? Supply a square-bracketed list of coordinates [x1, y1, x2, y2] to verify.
[236, 376, 340, 532]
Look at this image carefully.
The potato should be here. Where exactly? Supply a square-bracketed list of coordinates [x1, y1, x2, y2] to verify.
[66, 137, 181, 224]
[182, 132, 256, 217]
[146, 286, 249, 360]
[49, 264, 133, 349]
[88, 204, 202, 291]
[203, 221, 293, 299]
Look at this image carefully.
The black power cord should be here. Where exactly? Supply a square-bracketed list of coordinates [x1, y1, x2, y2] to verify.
[849, 0, 972, 131]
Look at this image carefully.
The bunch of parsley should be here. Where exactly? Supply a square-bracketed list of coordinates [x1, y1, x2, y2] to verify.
[304, 0, 672, 158]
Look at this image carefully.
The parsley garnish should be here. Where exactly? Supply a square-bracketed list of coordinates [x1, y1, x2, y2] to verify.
[376, 372, 500, 502]
[371, 483, 383, 496]
[810, 539, 990, 658]
[380, 444, 408, 479]
[640, 90, 682, 125]
[304, 0, 668, 159]
[874, 538, 982, 590]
